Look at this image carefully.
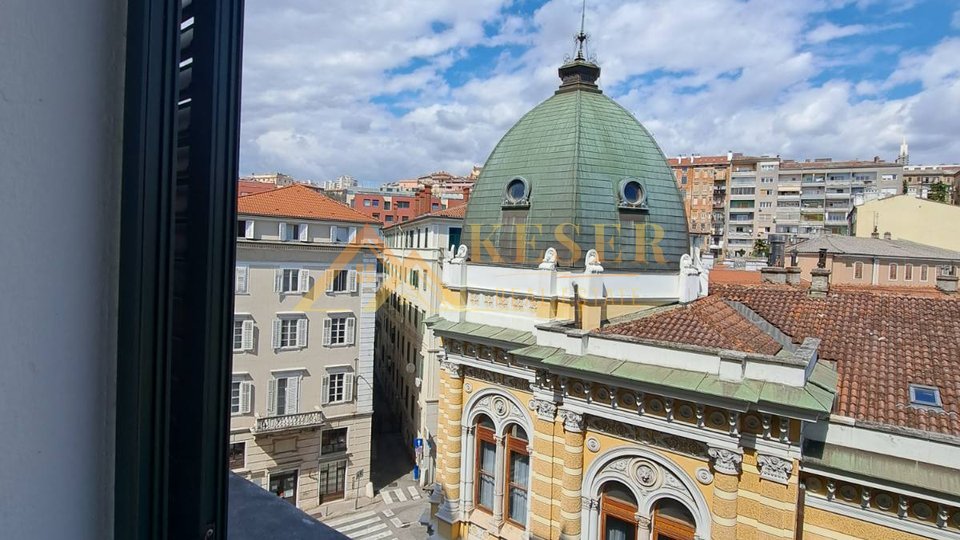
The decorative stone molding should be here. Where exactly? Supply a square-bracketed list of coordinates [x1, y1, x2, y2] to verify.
[587, 417, 709, 459]
[708, 447, 742, 475]
[463, 382, 473, 393]
[586, 437, 600, 452]
[475, 394, 526, 428]
[462, 366, 531, 391]
[528, 398, 558, 421]
[635, 515, 651, 530]
[757, 454, 793, 484]
[559, 409, 585, 433]
[695, 467, 714, 485]
[439, 360, 462, 378]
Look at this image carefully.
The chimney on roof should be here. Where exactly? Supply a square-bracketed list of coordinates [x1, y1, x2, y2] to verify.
[871, 225, 880, 239]
[883, 232, 892, 240]
[809, 248, 831, 298]
[760, 234, 788, 284]
[727, 151, 733, 161]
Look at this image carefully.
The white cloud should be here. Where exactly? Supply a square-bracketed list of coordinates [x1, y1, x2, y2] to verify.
[238, 0, 960, 184]
[806, 23, 871, 44]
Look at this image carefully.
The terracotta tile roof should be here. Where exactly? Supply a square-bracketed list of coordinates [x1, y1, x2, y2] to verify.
[711, 284, 960, 436]
[709, 267, 762, 285]
[237, 180, 277, 197]
[238, 184, 379, 225]
[599, 295, 782, 356]
[432, 204, 467, 219]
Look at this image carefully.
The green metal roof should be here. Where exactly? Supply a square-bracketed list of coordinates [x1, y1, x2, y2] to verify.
[427, 316, 836, 414]
[803, 440, 960, 501]
[510, 344, 835, 414]
[463, 85, 689, 271]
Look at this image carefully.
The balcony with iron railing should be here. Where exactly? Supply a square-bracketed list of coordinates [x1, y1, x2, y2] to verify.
[252, 410, 325, 435]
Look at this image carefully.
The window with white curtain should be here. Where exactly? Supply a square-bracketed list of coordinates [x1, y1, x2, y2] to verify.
[476, 416, 496, 511]
[506, 424, 529, 525]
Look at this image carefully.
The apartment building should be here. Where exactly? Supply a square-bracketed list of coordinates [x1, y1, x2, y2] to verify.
[668, 155, 730, 255]
[231, 184, 381, 514]
[777, 158, 902, 241]
[376, 205, 465, 486]
[726, 155, 781, 256]
[903, 164, 960, 201]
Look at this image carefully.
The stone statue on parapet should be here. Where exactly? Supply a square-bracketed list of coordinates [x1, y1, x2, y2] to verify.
[584, 249, 604, 274]
[538, 247, 558, 270]
[450, 244, 468, 264]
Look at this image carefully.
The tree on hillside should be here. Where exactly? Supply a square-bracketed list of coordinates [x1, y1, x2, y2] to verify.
[929, 182, 948, 203]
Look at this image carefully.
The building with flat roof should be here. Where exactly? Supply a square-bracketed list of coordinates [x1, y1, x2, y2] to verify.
[668, 155, 730, 256]
[777, 158, 902, 241]
[851, 195, 960, 252]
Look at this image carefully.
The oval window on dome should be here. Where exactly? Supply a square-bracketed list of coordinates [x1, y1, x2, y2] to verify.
[619, 178, 647, 210]
[503, 176, 531, 206]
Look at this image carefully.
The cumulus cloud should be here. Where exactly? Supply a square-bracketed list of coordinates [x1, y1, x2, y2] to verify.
[239, 0, 960, 184]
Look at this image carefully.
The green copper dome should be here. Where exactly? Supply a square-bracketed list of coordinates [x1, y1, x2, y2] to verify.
[463, 61, 689, 272]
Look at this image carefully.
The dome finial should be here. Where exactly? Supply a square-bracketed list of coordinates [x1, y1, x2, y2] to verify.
[557, 0, 601, 94]
[575, 0, 588, 61]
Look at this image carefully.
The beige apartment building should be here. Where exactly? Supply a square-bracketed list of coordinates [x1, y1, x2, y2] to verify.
[668, 155, 730, 256]
[230, 184, 381, 514]
[376, 205, 465, 486]
[851, 195, 960, 252]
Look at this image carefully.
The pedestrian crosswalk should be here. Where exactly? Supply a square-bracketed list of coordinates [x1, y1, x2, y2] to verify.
[379, 485, 423, 505]
[321, 510, 395, 540]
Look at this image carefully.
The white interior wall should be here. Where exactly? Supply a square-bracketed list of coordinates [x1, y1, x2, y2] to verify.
[0, 0, 126, 537]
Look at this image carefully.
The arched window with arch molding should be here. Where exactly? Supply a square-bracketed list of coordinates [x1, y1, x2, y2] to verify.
[651, 497, 696, 540]
[463, 391, 534, 532]
[600, 481, 637, 540]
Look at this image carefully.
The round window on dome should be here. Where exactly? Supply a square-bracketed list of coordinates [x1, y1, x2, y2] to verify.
[503, 177, 531, 206]
[619, 178, 647, 209]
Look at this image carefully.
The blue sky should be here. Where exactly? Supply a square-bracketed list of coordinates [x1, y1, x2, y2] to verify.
[240, 0, 960, 184]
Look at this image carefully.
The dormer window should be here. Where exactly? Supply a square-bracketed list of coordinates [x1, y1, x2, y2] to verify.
[618, 178, 648, 210]
[502, 176, 531, 207]
[909, 384, 942, 408]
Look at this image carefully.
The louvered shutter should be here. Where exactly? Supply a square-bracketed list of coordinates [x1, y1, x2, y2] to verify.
[279, 222, 287, 241]
[235, 265, 248, 294]
[348, 226, 357, 243]
[347, 269, 357, 292]
[244, 219, 255, 239]
[325, 269, 334, 293]
[241, 319, 254, 351]
[272, 319, 282, 349]
[273, 269, 283, 292]
[267, 379, 277, 416]
[299, 223, 308, 241]
[322, 318, 332, 346]
[346, 317, 356, 345]
[287, 376, 300, 414]
[296, 318, 308, 348]
[240, 381, 252, 414]
[321, 375, 330, 405]
[297, 269, 309, 294]
[344, 373, 354, 402]
[330, 225, 339, 243]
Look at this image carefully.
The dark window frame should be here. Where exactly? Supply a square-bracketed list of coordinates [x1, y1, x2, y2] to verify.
[114, 0, 244, 538]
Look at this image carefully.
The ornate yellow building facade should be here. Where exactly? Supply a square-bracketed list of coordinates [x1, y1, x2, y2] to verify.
[422, 48, 960, 540]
